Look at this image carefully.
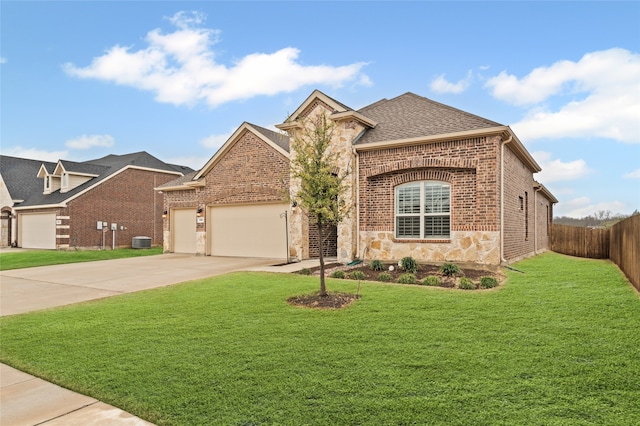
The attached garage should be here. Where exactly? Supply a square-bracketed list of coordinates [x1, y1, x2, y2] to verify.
[171, 208, 197, 253]
[209, 203, 289, 258]
[19, 212, 56, 249]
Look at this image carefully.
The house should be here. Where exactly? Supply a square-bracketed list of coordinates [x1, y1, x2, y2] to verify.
[3, 152, 192, 250]
[158, 90, 557, 265]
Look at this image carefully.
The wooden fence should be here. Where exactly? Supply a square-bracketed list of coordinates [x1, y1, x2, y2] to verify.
[609, 215, 640, 292]
[551, 216, 639, 291]
[551, 224, 610, 259]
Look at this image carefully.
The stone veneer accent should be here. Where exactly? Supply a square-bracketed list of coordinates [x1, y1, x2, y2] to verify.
[360, 230, 501, 265]
[286, 101, 365, 263]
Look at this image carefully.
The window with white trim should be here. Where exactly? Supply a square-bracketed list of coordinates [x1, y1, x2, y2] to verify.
[395, 181, 451, 239]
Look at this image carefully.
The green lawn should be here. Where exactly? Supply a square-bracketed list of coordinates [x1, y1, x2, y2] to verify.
[1, 252, 638, 425]
[0, 247, 163, 271]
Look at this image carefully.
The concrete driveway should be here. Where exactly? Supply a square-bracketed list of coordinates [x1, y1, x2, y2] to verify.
[0, 253, 278, 316]
[0, 253, 289, 425]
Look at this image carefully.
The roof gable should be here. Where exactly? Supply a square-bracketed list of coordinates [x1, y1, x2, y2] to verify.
[193, 122, 290, 181]
[276, 89, 376, 130]
[355, 92, 503, 145]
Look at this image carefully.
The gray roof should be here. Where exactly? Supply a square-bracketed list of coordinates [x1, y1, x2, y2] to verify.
[0, 156, 56, 202]
[250, 123, 290, 153]
[13, 151, 192, 208]
[157, 170, 199, 189]
[355, 92, 503, 145]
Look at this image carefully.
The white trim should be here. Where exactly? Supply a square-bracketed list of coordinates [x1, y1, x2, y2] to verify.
[329, 110, 377, 128]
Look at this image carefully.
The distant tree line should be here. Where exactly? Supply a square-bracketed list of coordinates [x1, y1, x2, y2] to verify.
[554, 209, 639, 228]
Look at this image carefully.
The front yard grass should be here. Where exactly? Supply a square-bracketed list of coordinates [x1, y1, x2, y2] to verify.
[1, 252, 639, 425]
[0, 247, 163, 271]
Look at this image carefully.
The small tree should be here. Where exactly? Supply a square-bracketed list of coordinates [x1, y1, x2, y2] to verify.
[289, 112, 350, 296]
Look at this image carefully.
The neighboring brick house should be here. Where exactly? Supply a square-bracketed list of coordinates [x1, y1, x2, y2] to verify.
[159, 90, 557, 265]
[7, 152, 192, 250]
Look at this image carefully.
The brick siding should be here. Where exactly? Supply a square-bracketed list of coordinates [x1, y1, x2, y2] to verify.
[163, 129, 290, 252]
[358, 136, 500, 234]
[66, 168, 174, 249]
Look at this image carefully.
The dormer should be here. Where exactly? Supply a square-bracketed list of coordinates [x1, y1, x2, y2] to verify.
[37, 164, 60, 194]
[53, 161, 98, 193]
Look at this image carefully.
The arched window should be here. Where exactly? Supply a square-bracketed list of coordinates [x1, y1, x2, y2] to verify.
[395, 181, 450, 239]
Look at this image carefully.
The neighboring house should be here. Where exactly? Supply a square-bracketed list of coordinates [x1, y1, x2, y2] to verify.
[159, 90, 557, 265]
[3, 152, 192, 250]
[0, 156, 56, 247]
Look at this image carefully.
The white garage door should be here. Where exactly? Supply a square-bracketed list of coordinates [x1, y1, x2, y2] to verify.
[171, 208, 197, 253]
[20, 213, 56, 249]
[210, 203, 289, 258]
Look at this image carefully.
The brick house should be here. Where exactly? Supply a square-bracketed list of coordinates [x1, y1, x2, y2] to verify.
[159, 90, 557, 265]
[5, 152, 191, 250]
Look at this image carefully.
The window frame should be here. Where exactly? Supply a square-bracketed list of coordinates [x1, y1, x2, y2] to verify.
[395, 181, 451, 240]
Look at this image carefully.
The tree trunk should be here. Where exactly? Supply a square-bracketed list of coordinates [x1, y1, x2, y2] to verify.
[317, 214, 327, 296]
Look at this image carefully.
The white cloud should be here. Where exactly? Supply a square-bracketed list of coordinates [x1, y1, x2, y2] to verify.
[0, 57, 7, 64]
[486, 48, 640, 143]
[63, 11, 370, 108]
[199, 132, 232, 150]
[430, 71, 472, 94]
[1, 146, 68, 162]
[532, 151, 592, 183]
[65, 134, 115, 149]
[623, 169, 640, 179]
[555, 196, 628, 218]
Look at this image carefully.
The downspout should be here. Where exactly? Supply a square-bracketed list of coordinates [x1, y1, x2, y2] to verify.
[534, 186, 542, 254]
[501, 133, 513, 264]
[353, 147, 361, 261]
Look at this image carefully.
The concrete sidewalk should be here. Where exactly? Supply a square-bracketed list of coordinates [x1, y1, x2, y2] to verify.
[1, 254, 320, 425]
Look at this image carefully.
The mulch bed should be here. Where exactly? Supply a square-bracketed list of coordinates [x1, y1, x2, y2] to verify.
[288, 261, 505, 309]
[287, 292, 360, 309]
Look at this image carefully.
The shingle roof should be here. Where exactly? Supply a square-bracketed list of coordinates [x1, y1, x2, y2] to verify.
[58, 160, 107, 175]
[250, 123, 290, 153]
[0, 156, 55, 202]
[13, 151, 192, 208]
[156, 171, 199, 189]
[355, 92, 503, 145]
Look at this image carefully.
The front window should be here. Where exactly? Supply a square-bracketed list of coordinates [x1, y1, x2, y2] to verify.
[395, 181, 450, 239]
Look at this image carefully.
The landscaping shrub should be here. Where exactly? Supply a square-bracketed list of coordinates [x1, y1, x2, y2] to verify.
[298, 268, 312, 276]
[440, 263, 461, 277]
[349, 270, 366, 281]
[422, 275, 441, 286]
[378, 271, 392, 282]
[458, 277, 476, 290]
[370, 260, 384, 271]
[480, 276, 499, 289]
[400, 256, 418, 274]
[330, 270, 346, 279]
[397, 273, 417, 284]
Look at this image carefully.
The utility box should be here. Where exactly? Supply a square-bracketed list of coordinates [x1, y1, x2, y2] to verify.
[132, 236, 152, 249]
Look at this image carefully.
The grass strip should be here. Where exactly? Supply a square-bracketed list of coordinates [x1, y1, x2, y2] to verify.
[0, 247, 163, 271]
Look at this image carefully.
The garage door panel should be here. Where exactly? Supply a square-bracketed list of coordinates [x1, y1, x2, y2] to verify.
[172, 209, 197, 253]
[210, 204, 288, 258]
[20, 213, 56, 249]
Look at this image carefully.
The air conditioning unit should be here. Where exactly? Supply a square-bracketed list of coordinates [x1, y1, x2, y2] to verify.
[132, 236, 152, 249]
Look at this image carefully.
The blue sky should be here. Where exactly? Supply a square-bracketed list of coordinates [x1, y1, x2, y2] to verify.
[1, 1, 639, 218]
